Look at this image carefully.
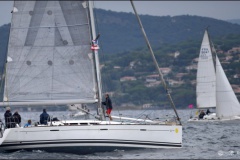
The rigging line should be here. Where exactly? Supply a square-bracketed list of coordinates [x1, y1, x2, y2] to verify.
[130, 0, 181, 125]
[10, 23, 90, 29]
[135, 109, 154, 121]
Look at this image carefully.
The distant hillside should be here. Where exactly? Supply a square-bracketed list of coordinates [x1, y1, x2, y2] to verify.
[1, 9, 240, 68]
[95, 9, 240, 54]
[1, 9, 240, 108]
[1, 9, 240, 80]
[1, 9, 240, 55]
[227, 19, 240, 25]
[100, 34, 240, 108]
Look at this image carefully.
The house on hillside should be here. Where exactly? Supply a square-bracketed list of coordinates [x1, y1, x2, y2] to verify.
[174, 51, 180, 58]
[142, 103, 152, 109]
[114, 66, 121, 69]
[225, 56, 233, 61]
[232, 85, 240, 94]
[145, 74, 161, 87]
[193, 58, 199, 62]
[145, 81, 161, 87]
[120, 76, 136, 82]
[234, 74, 240, 79]
[186, 64, 197, 71]
[169, 51, 180, 58]
[228, 47, 240, 54]
[167, 79, 184, 86]
[145, 74, 159, 82]
[175, 73, 188, 81]
[129, 61, 135, 69]
[159, 67, 171, 75]
[217, 50, 224, 54]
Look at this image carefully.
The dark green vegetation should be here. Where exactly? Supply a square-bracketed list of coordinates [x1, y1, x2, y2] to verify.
[100, 34, 240, 108]
[94, 9, 240, 54]
[0, 9, 240, 109]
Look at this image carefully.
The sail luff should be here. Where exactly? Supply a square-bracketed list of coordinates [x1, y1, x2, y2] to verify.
[130, 0, 181, 124]
[196, 30, 216, 108]
[216, 55, 240, 118]
[3, 1, 16, 102]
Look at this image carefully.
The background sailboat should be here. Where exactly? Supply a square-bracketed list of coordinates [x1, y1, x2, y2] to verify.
[196, 30, 216, 109]
[189, 29, 240, 121]
[188, 29, 217, 121]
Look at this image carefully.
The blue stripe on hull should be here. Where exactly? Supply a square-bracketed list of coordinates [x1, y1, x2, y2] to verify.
[0, 139, 181, 154]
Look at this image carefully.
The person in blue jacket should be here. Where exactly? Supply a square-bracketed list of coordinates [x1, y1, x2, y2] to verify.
[40, 109, 50, 125]
[24, 120, 32, 128]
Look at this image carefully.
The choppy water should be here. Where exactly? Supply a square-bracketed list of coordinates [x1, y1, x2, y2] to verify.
[0, 109, 240, 159]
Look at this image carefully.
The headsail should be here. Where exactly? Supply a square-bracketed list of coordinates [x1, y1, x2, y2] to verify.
[1, 1, 98, 106]
[216, 56, 240, 118]
[196, 30, 216, 108]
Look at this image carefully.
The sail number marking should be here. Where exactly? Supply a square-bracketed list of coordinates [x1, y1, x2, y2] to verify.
[200, 48, 209, 59]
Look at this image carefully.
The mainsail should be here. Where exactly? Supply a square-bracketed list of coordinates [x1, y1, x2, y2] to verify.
[216, 55, 240, 118]
[1, 1, 99, 105]
[196, 30, 216, 108]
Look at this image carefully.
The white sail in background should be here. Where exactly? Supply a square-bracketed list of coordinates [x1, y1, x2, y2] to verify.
[196, 30, 216, 108]
[3, 1, 98, 105]
[216, 56, 240, 119]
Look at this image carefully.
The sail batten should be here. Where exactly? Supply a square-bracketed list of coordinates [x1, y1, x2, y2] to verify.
[11, 23, 90, 29]
[3, 1, 98, 104]
[0, 99, 98, 106]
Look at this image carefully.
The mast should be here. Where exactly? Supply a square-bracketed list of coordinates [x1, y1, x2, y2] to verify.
[130, 0, 181, 125]
[88, 1, 105, 120]
[207, 28, 217, 72]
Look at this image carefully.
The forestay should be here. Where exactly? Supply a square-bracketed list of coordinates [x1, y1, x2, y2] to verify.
[196, 30, 216, 108]
[3, 1, 98, 104]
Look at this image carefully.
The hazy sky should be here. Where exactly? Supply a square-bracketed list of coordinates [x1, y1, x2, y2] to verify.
[0, 1, 240, 26]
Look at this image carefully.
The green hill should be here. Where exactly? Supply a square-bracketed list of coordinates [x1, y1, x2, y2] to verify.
[100, 34, 240, 108]
[94, 9, 240, 54]
[1, 9, 240, 108]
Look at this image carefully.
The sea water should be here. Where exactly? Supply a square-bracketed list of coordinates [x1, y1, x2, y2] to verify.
[0, 109, 239, 159]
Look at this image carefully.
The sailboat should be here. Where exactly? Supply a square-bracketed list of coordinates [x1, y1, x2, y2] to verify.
[0, 1, 182, 153]
[188, 29, 240, 122]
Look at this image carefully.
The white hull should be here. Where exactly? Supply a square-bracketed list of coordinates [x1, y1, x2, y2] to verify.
[188, 113, 240, 122]
[0, 120, 182, 153]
